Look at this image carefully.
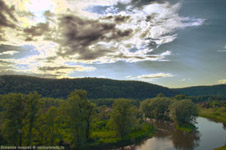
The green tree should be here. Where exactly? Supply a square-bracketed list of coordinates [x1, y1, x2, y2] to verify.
[169, 100, 198, 125]
[148, 97, 171, 120]
[110, 99, 136, 139]
[1, 93, 26, 146]
[140, 99, 152, 120]
[65, 90, 95, 149]
[157, 93, 165, 97]
[46, 106, 59, 145]
[24, 91, 40, 145]
[173, 94, 186, 100]
[140, 97, 171, 120]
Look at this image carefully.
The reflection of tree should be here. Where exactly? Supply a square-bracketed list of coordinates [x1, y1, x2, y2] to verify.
[152, 120, 200, 150]
[152, 120, 175, 138]
[223, 123, 226, 131]
[171, 130, 200, 150]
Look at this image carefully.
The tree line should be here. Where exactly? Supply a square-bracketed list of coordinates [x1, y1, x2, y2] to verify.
[0, 91, 198, 149]
[0, 75, 177, 99]
[140, 94, 198, 126]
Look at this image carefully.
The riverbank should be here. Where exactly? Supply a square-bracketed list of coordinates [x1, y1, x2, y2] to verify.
[176, 123, 197, 133]
[199, 107, 226, 150]
[89, 124, 154, 150]
[214, 145, 226, 150]
[199, 107, 226, 124]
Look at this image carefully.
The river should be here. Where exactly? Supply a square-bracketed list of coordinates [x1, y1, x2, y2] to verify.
[128, 117, 226, 150]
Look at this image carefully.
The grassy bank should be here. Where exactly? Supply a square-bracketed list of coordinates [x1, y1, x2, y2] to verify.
[214, 145, 226, 150]
[199, 107, 226, 124]
[89, 124, 154, 149]
[199, 106, 226, 150]
[177, 123, 197, 133]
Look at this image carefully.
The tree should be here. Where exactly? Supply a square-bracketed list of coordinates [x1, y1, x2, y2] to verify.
[148, 97, 171, 120]
[140, 97, 171, 120]
[110, 99, 136, 139]
[65, 90, 95, 149]
[46, 106, 58, 145]
[173, 94, 186, 100]
[157, 93, 165, 97]
[1, 93, 26, 146]
[169, 100, 198, 125]
[24, 91, 40, 145]
[140, 99, 152, 120]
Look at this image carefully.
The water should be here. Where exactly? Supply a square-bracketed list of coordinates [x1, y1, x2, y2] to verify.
[133, 117, 226, 150]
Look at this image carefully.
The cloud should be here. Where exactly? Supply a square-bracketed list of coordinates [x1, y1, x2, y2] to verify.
[38, 65, 95, 72]
[0, 0, 205, 78]
[0, 59, 13, 67]
[180, 78, 191, 82]
[218, 79, 226, 84]
[137, 73, 173, 79]
[0, 44, 21, 53]
[217, 45, 226, 52]
[0, 51, 18, 55]
[0, 44, 39, 59]
[126, 72, 173, 82]
[0, 70, 60, 78]
[23, 22, 51, 41]
[36, 65, 95, 78]
[57, 15, 134, 61]
[0, 0, 18, 28]
[56, 1, 203, 63]
[0, 0, 19, 42]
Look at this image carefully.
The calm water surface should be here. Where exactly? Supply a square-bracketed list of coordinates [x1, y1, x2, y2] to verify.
[133, 117, 226, 150]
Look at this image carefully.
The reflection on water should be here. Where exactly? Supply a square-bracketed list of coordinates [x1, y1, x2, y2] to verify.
[171, 127, 200, 150]
[223, 123, 226, 130]
[121, 117, 226, 150]
[142, 120, 200, 150]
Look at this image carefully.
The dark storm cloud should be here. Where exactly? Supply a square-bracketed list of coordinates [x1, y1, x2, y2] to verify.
[23, 22, 51, 41]
[57, 15, 133, 60]
[0, 0, 17, 28]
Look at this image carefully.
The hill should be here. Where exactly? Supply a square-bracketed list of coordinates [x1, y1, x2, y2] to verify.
[0, 75, 178, 99]
[174, 84, 226, 96]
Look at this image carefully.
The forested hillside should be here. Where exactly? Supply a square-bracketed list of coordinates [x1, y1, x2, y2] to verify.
[174, 85, 226, 96]
[0, 75, 177, 99]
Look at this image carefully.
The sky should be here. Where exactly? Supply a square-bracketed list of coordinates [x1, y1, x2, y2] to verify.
[0, 0, 226, 88]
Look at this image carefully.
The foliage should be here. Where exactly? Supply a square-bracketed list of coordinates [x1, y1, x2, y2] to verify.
[147, 97, 171, 120]
[24, 91, 40, 145]
[0, 75, 177, 99]
[1, 93, 26, 146]
[0, 88, 203, 149]
[199, 106, 226, 124]
[214, 144, 226, 150]
[141, 97, 172, 120]
[140, 99, 152, 120]
[175, 85, 226, 97]
[64, 90, 96, 149]
[176, 123, 197, 133]
[109, 99, 136, 139]
[169, 100, 198, 125]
